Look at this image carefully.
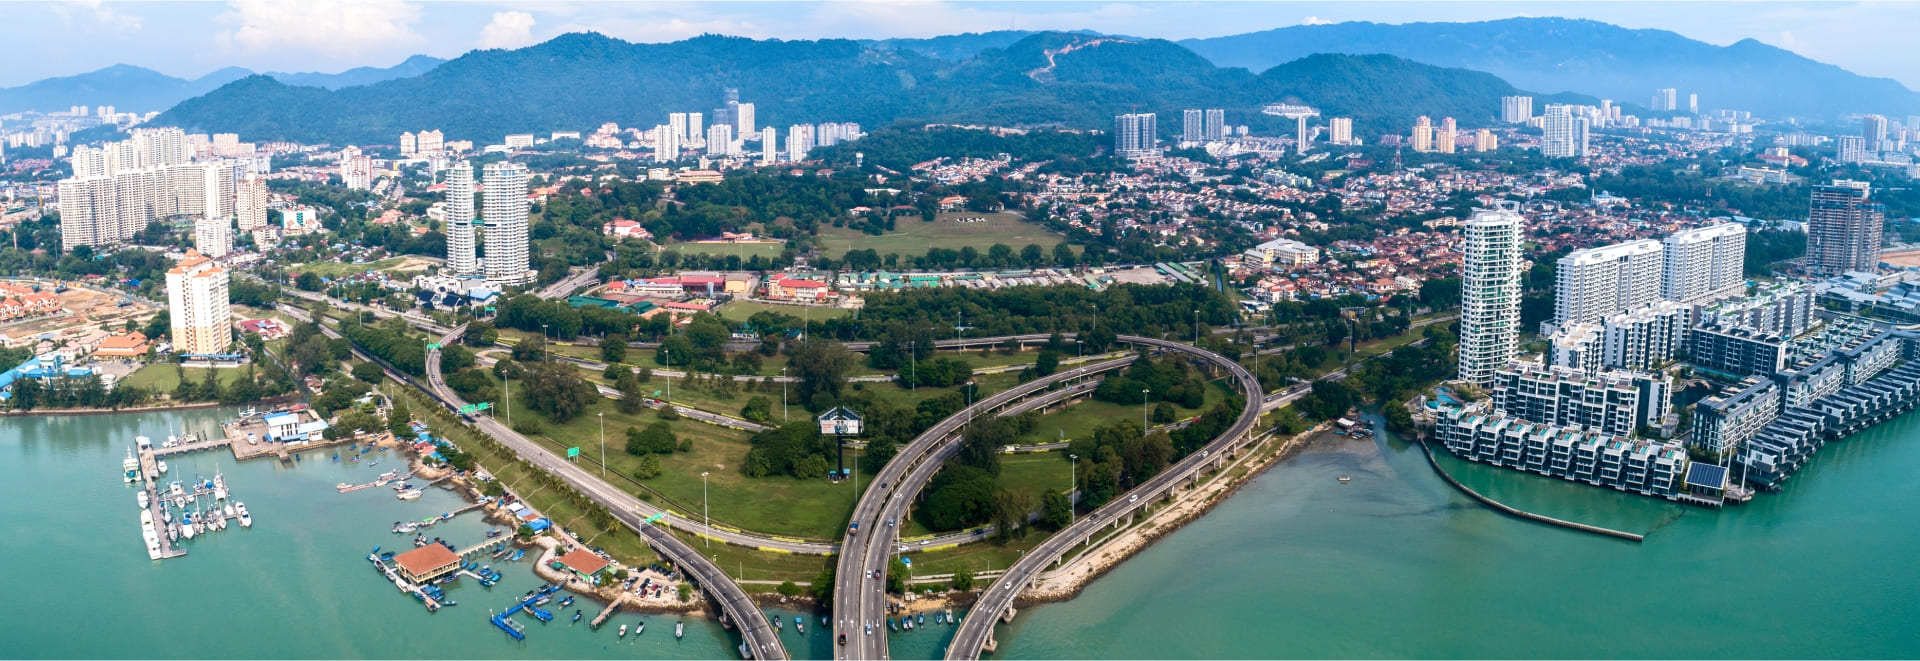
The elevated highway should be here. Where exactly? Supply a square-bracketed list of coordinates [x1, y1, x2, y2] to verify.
[943, 336, 1264, 659]
[836, 335, 1260, 660]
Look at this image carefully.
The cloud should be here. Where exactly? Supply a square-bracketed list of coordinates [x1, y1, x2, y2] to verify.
[1301, 15, 1333, 26]
[219, 0, 423, 56]
[478, 11, 537, 49]
[56, 0, 142, 33]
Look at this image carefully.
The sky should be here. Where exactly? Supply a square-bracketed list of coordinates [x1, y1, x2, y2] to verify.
[13, 1, 1920, 89]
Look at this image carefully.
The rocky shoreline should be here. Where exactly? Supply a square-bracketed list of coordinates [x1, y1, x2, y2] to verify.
[1014, 421, 1331, 606]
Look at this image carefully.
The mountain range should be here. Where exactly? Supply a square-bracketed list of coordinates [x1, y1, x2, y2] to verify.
[0, 55, 445, 115]
[1178, 17, 1918, 120]
[148, 31, 1554, 145]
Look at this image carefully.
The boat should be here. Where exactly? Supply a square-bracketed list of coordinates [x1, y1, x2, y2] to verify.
[636, 621, 645, 635]
[1338, 476, 1352, 483]
[572, 610, 582, 624]
[774, 617, 783, 631]
[618, 624, 628, 638]
[157, 460, 169, 474]
[675, 621, 684, 639]
[137, 490, 150, 509]
[796, 617, 804, 634]
[510, 549, 525, 561]
[235, 502, 250, 528]
[213, 473, 228, 500]
[558, 596, 574, 607]
[368, 461, 379, 467]
[180, 513, 196, 539]
[142, 523, 161, 560]
[123, 449, 140, 482]
[223, 503, 235, 518]
[396, 489, 423, 501]
[887, 618, 896, 631]
[917, 613, 925, 626]
[161, 506, 170, 523]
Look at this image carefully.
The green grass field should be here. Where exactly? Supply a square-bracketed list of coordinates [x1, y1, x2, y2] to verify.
[663, 241, 787, 260]
[813, 211, 1062, 259]
[1013, 379, 1229, 446]
[122, 364, 251, 393]
[716, 300, 850, 323]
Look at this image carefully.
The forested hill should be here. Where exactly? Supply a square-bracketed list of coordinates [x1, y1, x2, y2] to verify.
[1181, 17, 1920, 120]
[149, 31, 1546, 145]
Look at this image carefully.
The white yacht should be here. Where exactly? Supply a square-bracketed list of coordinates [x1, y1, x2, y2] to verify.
[123, 449, 139, 483]
[213, 474, 229, 500]
[235, 502, 252, 528]
[137, 490, 150, 509]
[223, 502, 235, 518]
[157, 460, 169, 475]
[180, 513, 196, 539]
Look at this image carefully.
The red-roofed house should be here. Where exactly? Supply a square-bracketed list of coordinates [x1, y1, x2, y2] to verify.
[602, 219, 652, 240]
[765, 274, 830, 301]
[551, 548, 612, 584]
[392, 544, 461, 583]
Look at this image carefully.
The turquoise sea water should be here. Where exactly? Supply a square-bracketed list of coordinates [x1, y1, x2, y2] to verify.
[9, 405, 1920, 658]
[994, 413, 1920, 658]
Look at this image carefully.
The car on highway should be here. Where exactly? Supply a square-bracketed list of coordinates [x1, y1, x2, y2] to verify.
[1129, 494, 1139, 503]
[865, 623, 872, 635]
[838, 633, 847, 646]
[898, 544, 908, 552]
[886, 517, 895, 527]
[848, 521, 859, 535]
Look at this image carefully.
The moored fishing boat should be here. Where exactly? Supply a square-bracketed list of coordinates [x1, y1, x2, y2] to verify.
[235, 502, 251, 528]
[123, 449, 140, 483]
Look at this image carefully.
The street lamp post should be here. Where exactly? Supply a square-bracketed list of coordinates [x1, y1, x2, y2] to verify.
[598, 412, 605, 476]
[663, 349, 671, 405]
[541, 324, 549, 360]
[701, 471, 710, 548]
[780, 367, 788, 423]
[1069, 454, 1078, 527]
[909, 339, 916, 391]
[1142, 388, 1150, 431]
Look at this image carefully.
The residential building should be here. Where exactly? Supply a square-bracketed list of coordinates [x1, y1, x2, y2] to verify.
[736, 102, 755, 137]
[399, 132, 417, 155]
[1698, 281, 1815, 336]
[1541, 105, 1589, 158]
[1863, 114, 1890, 152]
[1410, 116, 1434, 152]
[1689, 321, 1789, 377]
[1204, 109, 1226, 141]
[1661, 223, 1746, 304]
[1490, 361, 1670, 436]
[1328, 117, 1353, 145]
[482, 161, 530, 287]
[1242, 238, 1320, 267]
[416, 130, 445, 154]
[444, 161, 477, 276]
[193, 215, 232, 259]
[687, 113, 704, 145]
[1182, 109, 1204, 143]
[503, 134, 535, 149]
[1475, 128, 1497, 152]
[786, 124, 814, 162]
[1435, 408, 1688, 499]
[165, 249, 231, 356]
[1553, 239, 1663, 329]
[1437, 117, 1457, 153]
[706, 124, 735, 156]
[1459, 204, 1526, 385]
[1600, 301, 1690, 372]
[669, 113, 688, 143]
[1295, 115, 1310, 154]
[1836, 135, 1869, 163]
[1691, 376, 1780, 456]
[1805, 180, 1885, 276]
[1501, 95, 1533, 123]
[1114, 113, 1157, 159]
[235, 173, 267, 232]
[761, 127, 776, 162]
[654, 125, 678, 163]
[1653, 88, 1678, 111]
[1547, 323, 1604, 374]
[339, 145, 372, 190]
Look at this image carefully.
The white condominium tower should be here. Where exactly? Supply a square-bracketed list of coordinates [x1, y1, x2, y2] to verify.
[707, 124, 735, 156]
[736, 103, 755, 137]
[481, 161, 530, 286]
[235, 173, 267, 232]
[654, 125, 679, 163]
[193, 215, 232, 259]
[1661, 223, 1746, 303]
[1501, 95, 1533, 123]
[787, 124, 815, 162]
[1182, 109, 1204, 143]
[1328, 117, 1352, 145]
[444, 161, 478, 276]
[1113, 113, 1157, 159]
[1553, 239, 1663, 329]
[761, 127, 777, 163]
[166, 249, 231, 356]
[1541, 105, 1589, 158]
[1459, 203, 1526, 386]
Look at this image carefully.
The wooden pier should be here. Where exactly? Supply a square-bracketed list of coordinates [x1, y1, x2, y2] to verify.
[590, 600, 622, 629]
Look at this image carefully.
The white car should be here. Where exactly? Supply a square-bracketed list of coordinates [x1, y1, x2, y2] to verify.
[1129, 494, 1139, 503]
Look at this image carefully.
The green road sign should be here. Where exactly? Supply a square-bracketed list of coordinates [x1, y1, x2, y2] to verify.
[458, 404, 477, 414]
[567, 447, 580, 458]
[426, 343, 441, 350]
[643, 512, 667, 524]
[477, 402, 492, 411]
